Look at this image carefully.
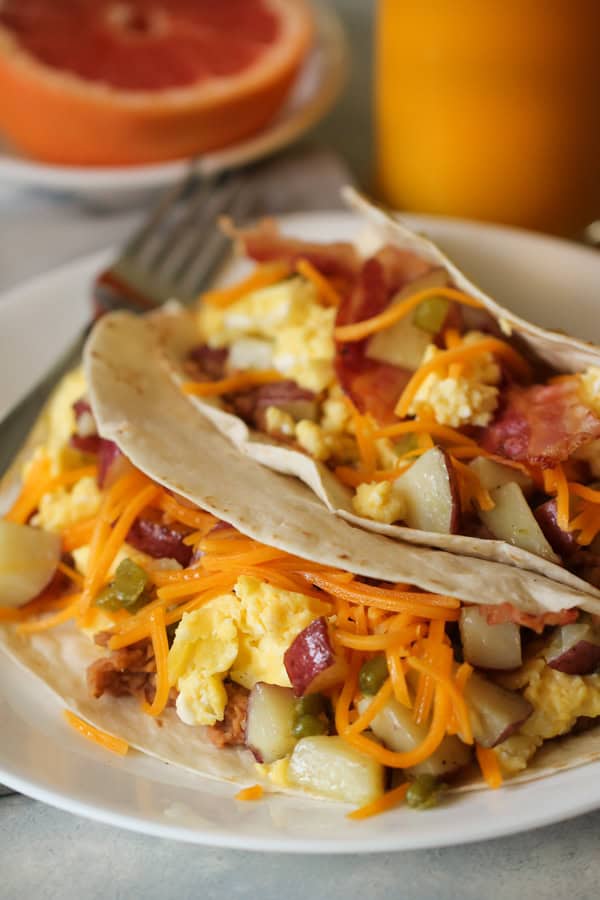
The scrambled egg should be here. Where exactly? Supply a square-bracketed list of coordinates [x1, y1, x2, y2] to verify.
[198, 277, 336, 393]
[580, 367, 600, 416]
[408, 331, 501, 428]
[495, 657, 600, 774]
[352, 481, 406, 525]
[264, 407, 296, 438]
[168, 575, 329, 727]
[32, 476, 101, 533]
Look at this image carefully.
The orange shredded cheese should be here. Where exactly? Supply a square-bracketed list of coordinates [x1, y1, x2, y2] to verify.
[342, 683, 453, 769]
[335, 625, 422, 652]
[296, 258, 341, 306]
[141, 608, 170, 718]
[451, 458, 495, 513]
[8, 462, 99, 526]
[64, 709, 129, 756]
[61, 516, 96, 552]
[347, 678, 394, 734]
[543, 465, 570, 531]
[347, 782, 409, 820]
[475, 744, 503, 789]
[81, 480, 159, 612]
[235, 784, 265, 802]
[182, 371, 286, 398]
[373, 420, 478, 447]
[334, 287, 483, 342]
[201, 262, 290, 308]
[57, 561, 84, 586]
[568, 483, 600, 504]
[407, 655, 473, 745]
[395, 338, 531, 418]
[16, 593, 82, 634]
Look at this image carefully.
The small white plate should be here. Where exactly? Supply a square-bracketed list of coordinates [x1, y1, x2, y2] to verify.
[1, 211, 600, 851]
[0, 6, 347, 207]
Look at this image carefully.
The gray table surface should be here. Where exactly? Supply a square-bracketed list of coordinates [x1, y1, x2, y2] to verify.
[1, 1, 599, 897]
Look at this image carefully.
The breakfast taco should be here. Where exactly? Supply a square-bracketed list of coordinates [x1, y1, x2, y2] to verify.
[1, 310, 599, 815]
[154, 189, 600, 602]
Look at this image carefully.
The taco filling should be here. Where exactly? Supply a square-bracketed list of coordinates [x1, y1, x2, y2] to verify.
[176, 215, 600, 593]
[2, 373, 600, 815]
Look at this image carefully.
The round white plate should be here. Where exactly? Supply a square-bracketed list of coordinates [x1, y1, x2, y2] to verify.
[1, 211, 600, 852]
[0, 6, 347, 207]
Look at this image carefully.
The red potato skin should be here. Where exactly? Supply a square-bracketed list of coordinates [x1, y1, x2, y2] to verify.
[547, 640, 600, 676]
[284, 617, 347, 697]
[534, 499, 579, 559]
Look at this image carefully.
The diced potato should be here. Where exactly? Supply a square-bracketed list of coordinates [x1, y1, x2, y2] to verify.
[468, 457, 533, 495]
[358, 696, 472, 777]
[0, 521, 61, 608]
[366, 269, 449, 370]
[459, 606, 522, 670]
[288, 735, 384, 805]
[464, 672, 532, 747]
[246, 683, 297, 764]
[479, 482, 559, 562]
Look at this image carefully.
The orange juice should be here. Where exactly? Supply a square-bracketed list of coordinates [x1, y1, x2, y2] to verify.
[376, 1, 600, 235]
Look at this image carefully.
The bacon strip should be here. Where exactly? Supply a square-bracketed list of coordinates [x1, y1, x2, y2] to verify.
[225, 218, 360, 282]
[335, 248, 430, 424]
[482, 380, 600, 468]
[483, 602, 578, 634]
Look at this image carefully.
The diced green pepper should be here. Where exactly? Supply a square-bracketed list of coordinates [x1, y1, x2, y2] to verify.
[294, 693, 330, 719]
[292, 713, 328, 738]
[95, 558, 151, 613]
[358, 655, 389, 695]
[406, 774, 446, 810]
[412, 296, 449, 334]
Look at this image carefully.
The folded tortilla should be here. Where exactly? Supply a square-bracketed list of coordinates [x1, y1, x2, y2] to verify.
[157, 188, 600, 598]
[1, 310, 599, 797]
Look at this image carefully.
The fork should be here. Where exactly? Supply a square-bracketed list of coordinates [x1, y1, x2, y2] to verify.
[0, 169, 256, 477]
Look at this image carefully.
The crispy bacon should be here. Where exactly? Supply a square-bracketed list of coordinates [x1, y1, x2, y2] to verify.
[483, 602, 578, 634]
[231, 380, 316, 429]
[334, 249, 427, 423]
[186, 344, 229, 381]
[227, 218, 360, 282]
[127, 516, 193, 567]
[482, 380, 600, 468]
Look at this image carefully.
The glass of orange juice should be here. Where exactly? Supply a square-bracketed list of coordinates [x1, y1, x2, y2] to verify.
[376, 1, 600, 235]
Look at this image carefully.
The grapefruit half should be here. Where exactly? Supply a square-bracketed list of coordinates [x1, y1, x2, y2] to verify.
[0, 0, 314, 166]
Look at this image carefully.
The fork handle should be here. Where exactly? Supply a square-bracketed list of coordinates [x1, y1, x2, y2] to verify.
[0, 326, 89, 478]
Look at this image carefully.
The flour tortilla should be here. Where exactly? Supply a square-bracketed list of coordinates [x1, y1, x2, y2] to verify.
[1, 310, 600, 799]
[160, 188, 600, 597]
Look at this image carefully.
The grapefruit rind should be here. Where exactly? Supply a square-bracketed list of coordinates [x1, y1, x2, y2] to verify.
[0, 0, 314, 165]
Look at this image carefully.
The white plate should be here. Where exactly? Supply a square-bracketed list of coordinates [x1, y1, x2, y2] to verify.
[0, 6, 347, 207]
[1, 211, 600, 852]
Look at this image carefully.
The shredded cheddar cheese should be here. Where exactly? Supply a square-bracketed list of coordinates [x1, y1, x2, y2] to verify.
[235, 784, 265, 802]
[296, 259, 341, 307]
[182, 370, 286, 397]
[64, 709, 129, 756]
[475, 744, 503, 789]
[334, 287, 483, 343]
[395, 338, 532, 419]
[201, 262, 291, 308]
[347, 782, 409, 820]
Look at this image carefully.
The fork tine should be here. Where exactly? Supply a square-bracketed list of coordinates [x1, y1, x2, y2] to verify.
[150, 173, 246, 285]
[121, 167, 196, 262]
[176, 184, 257, 298]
